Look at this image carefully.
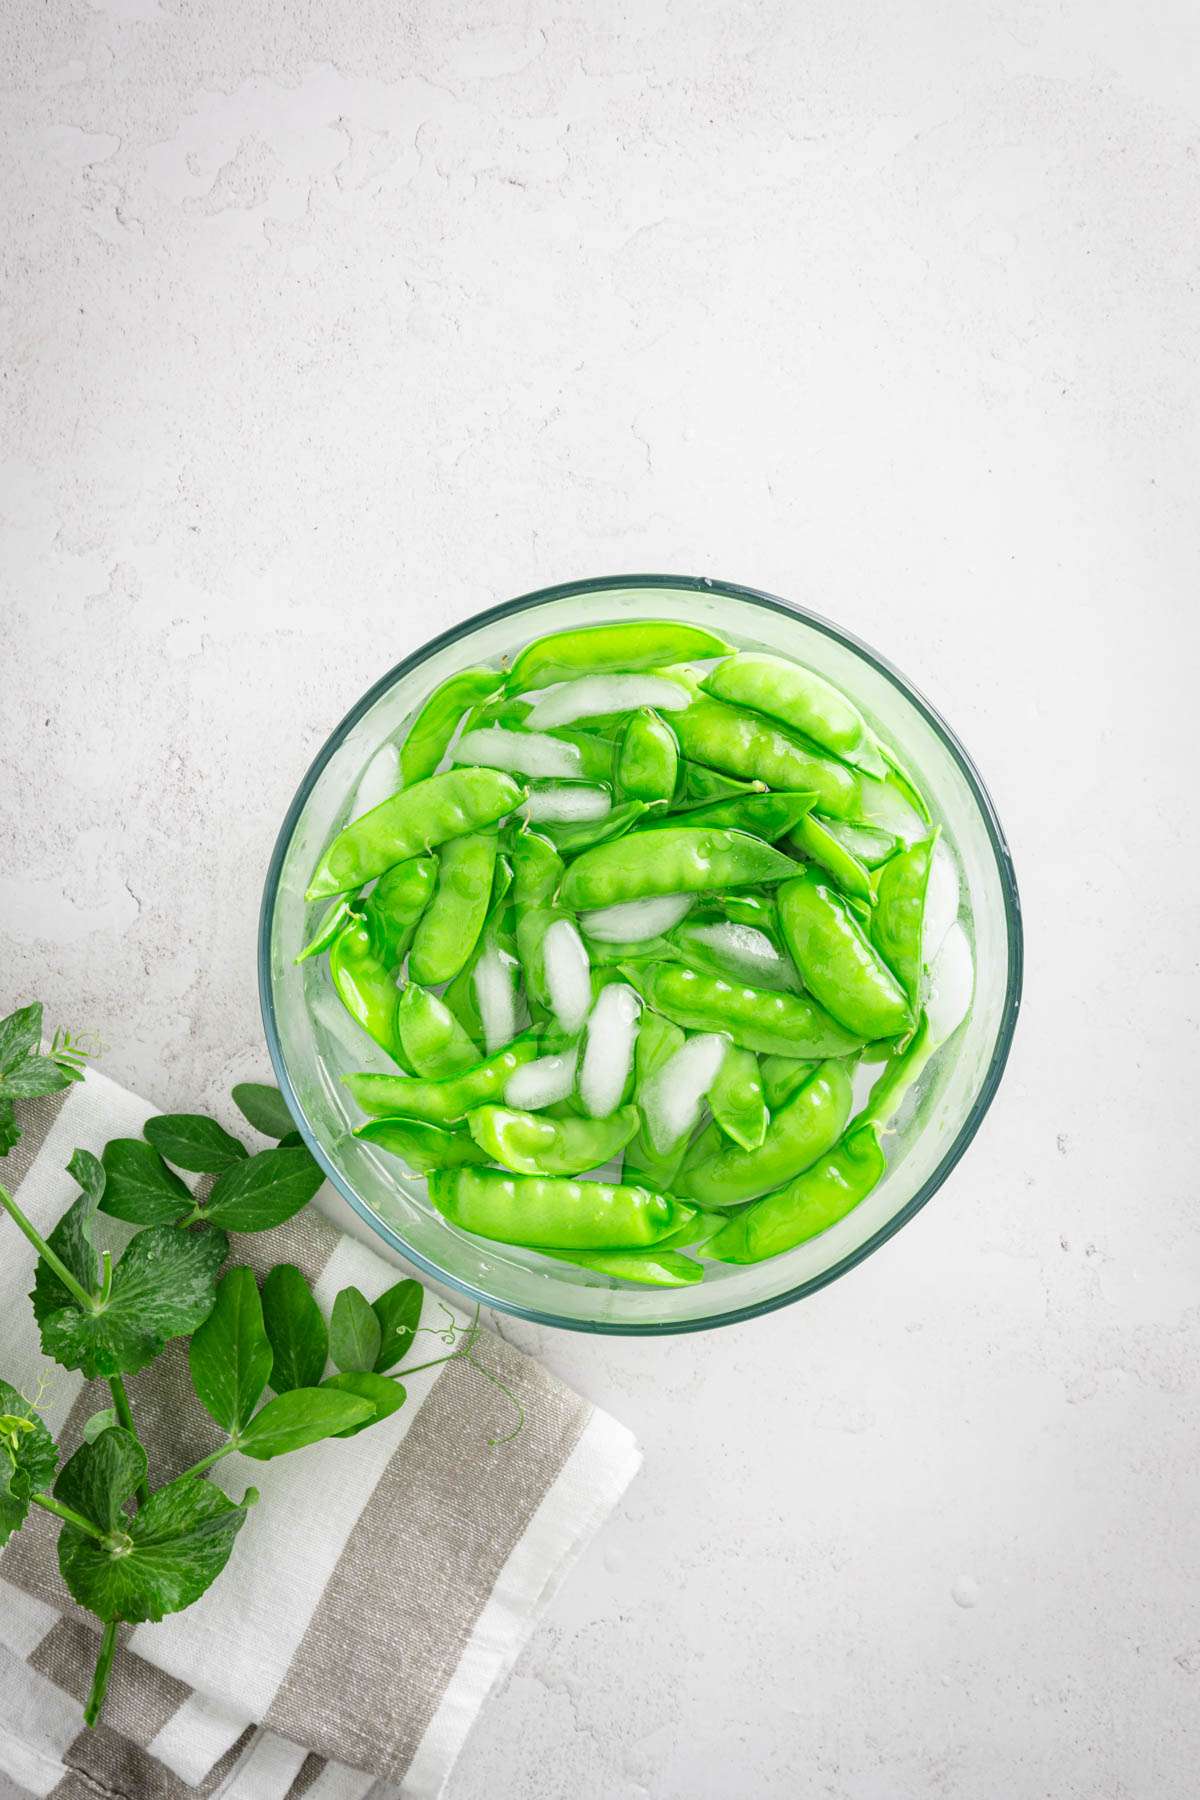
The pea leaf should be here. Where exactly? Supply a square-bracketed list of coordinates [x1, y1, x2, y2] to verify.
[201, 1147, 324, 1233]
[0, 1100, 20, 1157]
[0, 1004, 42, 1076]
[0, 1378, 57, 1546]
[261, 1265, 328, 1393]
[33, 1224, 228, 1379]
[58, 1465, 256, 1624]
[235, 1388, 372, 1460]
[100, 1139, 192, 1226]
[277, 1130, 305, 1148]
[329, 1287, 381, 1374]
[188, 1268, 273, 1434]
[230, 1083, 296, 1140]
[67, 1147, 106, 1205]
[321, 1372, 406, 1439]
[0, 1055, 72, 1100]
[372, 1279, 423, 1373]
[144, 1114, 247, 1175]
[31, 1189, 100, 1307]
[82, 1408, 119, 1445]
[55, 1423, 146, 1534]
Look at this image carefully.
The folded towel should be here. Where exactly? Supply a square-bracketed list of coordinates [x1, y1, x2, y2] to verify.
[0, 1071, 640, 1799]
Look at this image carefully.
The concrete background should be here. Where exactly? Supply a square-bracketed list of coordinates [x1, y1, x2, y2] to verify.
[2, 1, 1198, 1795]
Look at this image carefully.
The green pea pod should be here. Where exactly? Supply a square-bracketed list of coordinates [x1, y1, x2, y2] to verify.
[561, 827, 799, 909]
[821, 820, 899, 868]
[670, 912, 800, 992]
[860, 1014, 933, 1132]
[409, 831, 498, 985]
[401, 667, 506, 784]
[344, 1032, 542, 1125]
[622, 962, 864, 1058]
[777, 871, 912, 1040]
[671, 763, 765, 811]
[676, 1058, 854, 1206]
[543, 729, 619, 784]
[617, 708, 679, 802]
[442, 854, 514, 1040]
[540, 1247, 704, 1288]
[790, 812, 876, 902]
[429, 1166, 692, 1249]
[586, 935, 679, 967]
[296, 895, 359, 963]
[354, 1117, 491, 1173]
[701, 1120, 886, 1263]
[622, 1012, 688, 1191]
[362, 856, 436, 969]
[308, 768, 522, 899]
[462, 696, 533, 733]
[713, 891, 778, 929]
[675, 698, 861, 820]
[650, 790, 816, 843]
[396, 984, 481, 1078]
[759, 1054, 819, 1109]
[328, 922, 406, 1065]
[542, 798, 657, 857]
[655, 1208, 728, 1252]
[704, 652, 887, 777]
[466, 1103, 640, 1176]
[870, 830, 938, 1002]
[708, 1045, 767, 1151]
[506, 620, 730, 691]
[511, 830, 566, 1013]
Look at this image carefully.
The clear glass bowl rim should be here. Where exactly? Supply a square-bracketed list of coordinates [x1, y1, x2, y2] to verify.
[258, 572, 1024, 1336]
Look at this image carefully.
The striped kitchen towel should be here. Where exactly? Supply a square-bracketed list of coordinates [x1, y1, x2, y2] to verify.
[0, 1071, 640, 1800]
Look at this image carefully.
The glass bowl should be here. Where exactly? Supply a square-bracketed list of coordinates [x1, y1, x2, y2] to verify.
[259, 575, 1022, 1334]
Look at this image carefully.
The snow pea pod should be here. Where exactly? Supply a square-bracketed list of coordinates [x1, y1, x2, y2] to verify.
[400, 667, 506, 785]
[708, 1045, 767, 1151]
[542, 798, 656, 856]
[466, 1103, 639, 1176]
[823, 820, 899, 868]
[307, 769, 522, 899]
[442, 854, 514, 1040]
[296, 895, 359, 963]
[676, 1058, 854, 1207]
[512, 830, 566, 1014]
[409, 831, 498, 985]
[648, 790, 816, 842]
[328, 921, 406, 1065]
[622, 962, 864, 1057]
[506, 620, 730, 691]
[790, 812, 876, 902]
[396, 984, 480, 1078]
[343, 1033, 542, 1125]
[669, 914, 800, 992]
[759, 1054, 819, 1109]
[870, 830, 938, 1003]
[622, 1011, 688, 1191]
[671, 763, 765, 811]
[675, 699, 861, 820]
[540, 1247, 704, 1287]
[704, 652, 887, 777]
[362, 855, 436, 969]
[617, 708, 679, 802]
[561, 827, 798, 909]
[428, 1166, 692, 1249]
[701, 1120, 886, 1263]
[354, 1116, 491, 1173]
[777, 871, 912, 1040]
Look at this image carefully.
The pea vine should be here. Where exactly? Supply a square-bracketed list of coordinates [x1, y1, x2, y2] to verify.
[0, 1002, 520, 1729]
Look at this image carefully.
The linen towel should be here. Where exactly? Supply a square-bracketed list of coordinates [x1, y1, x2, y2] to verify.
[0, 1071, 640, 1799]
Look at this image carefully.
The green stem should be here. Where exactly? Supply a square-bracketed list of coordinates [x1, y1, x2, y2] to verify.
[0, 1184, 98, 1312]
[98, 1250, 114, 1305]
[107, 1378, 149, 1508]
[84, 1620, 119, 1729]
[32, 1491, 111, 1544]
[174, 1440, 236, 1484]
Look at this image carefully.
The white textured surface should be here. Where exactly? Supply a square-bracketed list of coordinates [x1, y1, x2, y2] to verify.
[2, 2, 1198, 1796]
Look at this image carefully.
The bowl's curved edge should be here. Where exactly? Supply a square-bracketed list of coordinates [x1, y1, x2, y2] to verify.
[258, 573, 1024, 1336]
